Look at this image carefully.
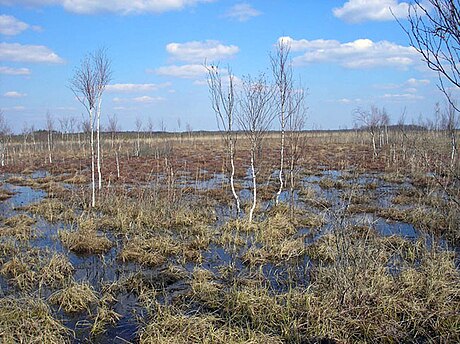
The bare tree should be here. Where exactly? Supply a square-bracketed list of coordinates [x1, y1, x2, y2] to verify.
[107, 114, 119, 149]
[94, 48, 112, 190]
[207, 64, 241, 215]
[442, 97, 459, 164]
[404, 1, 460, 106]
[70, 53, 98, 207]
[135, 117, 142, 157]
[147, 116, 155, 144]
[237, 73, 275, 223]
[0, 110, 10, 167]
[271, 39, 306, 205]
[46, 111, 54, 164]
[354, 106, 383, 159]
[286, 90, 307, 217]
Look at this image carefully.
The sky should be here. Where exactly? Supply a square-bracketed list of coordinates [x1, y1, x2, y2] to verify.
[0, 0, 449, 133]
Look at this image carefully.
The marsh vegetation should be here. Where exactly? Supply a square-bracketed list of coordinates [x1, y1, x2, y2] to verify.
[0, 126, 458, 343]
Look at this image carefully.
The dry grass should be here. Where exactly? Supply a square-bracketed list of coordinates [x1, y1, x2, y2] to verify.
[0, 214, 36, 241]
[0, 249, 74, 290]
[22, 198, 75, 223]
[49, 280, 98, 313]
[90, 304, 122, 335]
[0, 188, 15, 201]
[0, 296, 71, 344]
[139, 304, 284, 344]
[59, 227, 112, 254]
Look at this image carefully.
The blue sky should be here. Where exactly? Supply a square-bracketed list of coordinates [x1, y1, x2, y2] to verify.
[0, 0, 445, 133]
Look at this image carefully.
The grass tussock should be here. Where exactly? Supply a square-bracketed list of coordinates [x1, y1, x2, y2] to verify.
[139, 304, 284, 344]
[22, 198, 75, 223]
[59, 227, 112, 254]
[90, 304, 122, 335]
[49, 281, 98, 313]
[119, 230, 206, 266]
[0, 214, 36, 241]
[0, 249, 74, 290]
[0, 188, 15, 201]
[0, 296, 71, 344]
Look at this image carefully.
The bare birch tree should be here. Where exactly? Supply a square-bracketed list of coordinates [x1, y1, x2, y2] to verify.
[237, 74, 275, 223]
[70, 54, 98, 207]
[404, 0, 460, 106]
[207, 64, 241, 215]
[354, 106, 382, 159]
[46, 111, 54, 164]
[0, 110, 10, 167]
[271, 39, 306, 205]
[94, 48, 112, 190]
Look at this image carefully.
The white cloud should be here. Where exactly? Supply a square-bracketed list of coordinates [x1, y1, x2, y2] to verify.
[0, 66, 31, 75]
[224, 3, 261, 22]
[155, 64, 208, 78]
[3, 91, 26, 98]
[0, 15, 30, 35]
[380, 93, 424, 101]
[133, 95, 163, 103]
[113, 95, 164, 103]
[0, 0, 213, 15]
[333, 0, 410, 23]
[0, 43, 64, 63]
[166, 40, 239, 63]
[279, 36, 417, 70]
[106, 82, 171, 93]
[405, 77, 430, 87]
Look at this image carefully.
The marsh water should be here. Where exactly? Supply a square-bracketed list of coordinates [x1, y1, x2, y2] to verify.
[0, 168, 443, 343]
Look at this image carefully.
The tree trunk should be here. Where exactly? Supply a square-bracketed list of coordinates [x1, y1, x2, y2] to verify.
[276, 120, 285, 205]
[249, 151, 257, 223]
[90, 109, 96, 208]
[97, 98, 102, 190]
[229, 140, 241, 215]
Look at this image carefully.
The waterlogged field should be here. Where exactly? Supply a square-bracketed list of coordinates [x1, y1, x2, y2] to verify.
[0, 131, 459, 343]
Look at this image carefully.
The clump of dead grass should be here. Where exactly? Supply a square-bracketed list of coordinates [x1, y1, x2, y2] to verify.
[59, 228, 112, 254]
[139, 304, 284, 344]
[0, 296, 71, 343]
[22, 198, 75, 223]
[0, 188, 15, 201]
[49, 280, 98, 313]
[0, 214, 36, 241]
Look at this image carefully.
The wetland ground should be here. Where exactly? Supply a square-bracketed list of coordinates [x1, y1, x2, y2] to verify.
[0, 130, 459, 343]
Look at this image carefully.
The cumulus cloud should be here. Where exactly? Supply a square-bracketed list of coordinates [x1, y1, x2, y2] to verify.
[333, 0, 410, 23]
[279, 36, 417, 69]
[3, 91, 26, 97]
[224, 3, 261, 21]
[106, 82, 171, 93]
[0, 15, 39, 35]
[0, 0, 213, 15]
[0, 66, 31, 75]
[0, 43, 64, 63]
[155, 64, 208, 78]
[166, 40, 239, 63]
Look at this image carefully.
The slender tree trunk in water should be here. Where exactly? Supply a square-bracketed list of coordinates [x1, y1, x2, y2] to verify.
[97, 98, 102, 190]
[229, 140, 240, 215]
[90, 110, 96, 208]
[276, 123, 285, 205]
[47, 131, 52, 164]
[249, 152, 257, 223]
[289, 157, 295, 219]
[372, 132, 377, 159]
[451, 132, 458, 165]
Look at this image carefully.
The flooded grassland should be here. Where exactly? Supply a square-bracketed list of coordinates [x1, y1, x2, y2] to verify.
[0, 131, 459, 343]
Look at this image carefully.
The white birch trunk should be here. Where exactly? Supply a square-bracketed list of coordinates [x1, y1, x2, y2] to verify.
[249, 152, 257, 223]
